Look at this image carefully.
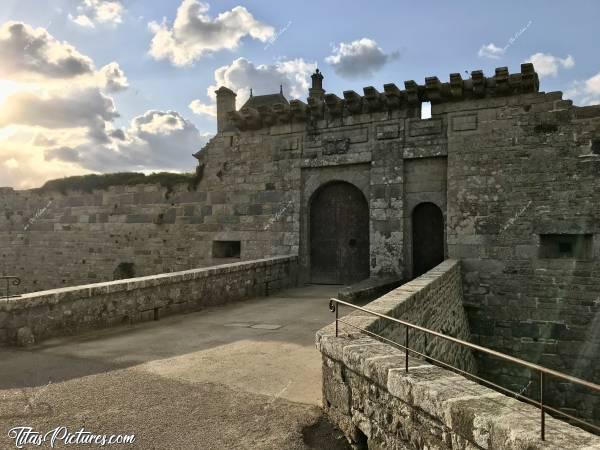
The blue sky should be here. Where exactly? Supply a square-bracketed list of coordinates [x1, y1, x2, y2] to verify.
[0, 0, 598, 188]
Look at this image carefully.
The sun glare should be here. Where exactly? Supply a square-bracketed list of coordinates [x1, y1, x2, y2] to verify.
[0, 79, 24, 105]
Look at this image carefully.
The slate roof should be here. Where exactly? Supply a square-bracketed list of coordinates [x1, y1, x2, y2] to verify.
[241, 93, 288, 110]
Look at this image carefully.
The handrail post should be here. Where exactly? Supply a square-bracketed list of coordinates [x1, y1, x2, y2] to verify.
[335, 303, 338, 337]
[405, 325, 409, 373]
[540, 371, 545, 441]
[328, 299, 338, 337]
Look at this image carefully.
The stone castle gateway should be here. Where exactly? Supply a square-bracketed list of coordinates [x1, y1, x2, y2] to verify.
[1, 63, 600, 433]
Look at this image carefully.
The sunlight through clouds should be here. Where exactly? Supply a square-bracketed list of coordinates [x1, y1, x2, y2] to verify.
[0, 19, 207, 188]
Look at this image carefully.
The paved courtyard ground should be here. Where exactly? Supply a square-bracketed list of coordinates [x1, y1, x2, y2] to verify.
[0, 285, 351, 449]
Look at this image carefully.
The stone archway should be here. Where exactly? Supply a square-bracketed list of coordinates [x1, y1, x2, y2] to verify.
[412, 202, 444, 277]
[309, 181, 370, 284]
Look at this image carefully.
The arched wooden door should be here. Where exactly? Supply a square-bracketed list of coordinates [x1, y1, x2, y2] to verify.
[412, 202, 444, 278]
[310, 182, 370, 284]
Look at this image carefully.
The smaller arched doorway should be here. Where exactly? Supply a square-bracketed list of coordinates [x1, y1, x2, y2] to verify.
[412, 202, 444, 278]
[309, 182, 370, 284]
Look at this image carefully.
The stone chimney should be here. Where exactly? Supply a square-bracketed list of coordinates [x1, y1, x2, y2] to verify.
[308, 69, 325, 100]
[215, 86, 237, 132]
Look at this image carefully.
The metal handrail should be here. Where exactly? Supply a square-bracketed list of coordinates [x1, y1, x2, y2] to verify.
[1, 276, 21, 301]
[328, 297, 600, 440]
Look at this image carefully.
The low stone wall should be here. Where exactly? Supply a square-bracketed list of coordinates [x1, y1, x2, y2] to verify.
[316, 260, 600, 448]
[0, 255, 297, 346]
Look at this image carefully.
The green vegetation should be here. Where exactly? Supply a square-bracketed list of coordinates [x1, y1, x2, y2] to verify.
[35, 171, 201, 196]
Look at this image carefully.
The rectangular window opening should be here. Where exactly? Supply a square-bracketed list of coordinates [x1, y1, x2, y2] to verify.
[421, 101, 432, 119]
[212, 240, 241, 258]
[539, 234, 592, 259]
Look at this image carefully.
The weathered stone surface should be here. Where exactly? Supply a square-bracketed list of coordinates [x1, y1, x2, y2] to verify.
[16, 326, 34, 346]
[2, 64, 600, 426]
[0, 256, 297, 345]
[316, 262, 600, 449]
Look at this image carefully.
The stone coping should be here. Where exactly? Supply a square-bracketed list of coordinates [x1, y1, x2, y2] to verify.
[317, 332, 600, 449]
[337, 275, 403, 304]
[0, 255, 297, 312]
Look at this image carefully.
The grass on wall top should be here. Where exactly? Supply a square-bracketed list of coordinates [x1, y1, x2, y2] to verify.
[34, 172, 200, 196]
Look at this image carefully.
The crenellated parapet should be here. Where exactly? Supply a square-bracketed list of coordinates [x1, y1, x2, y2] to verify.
[289, 99, 308, 121]
[218, 64, 540, 132]
[324, 93, 344, 118]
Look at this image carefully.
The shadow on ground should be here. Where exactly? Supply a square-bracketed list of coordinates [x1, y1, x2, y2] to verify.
[0, 367, 350, 449]
[0, 285, 354, 449]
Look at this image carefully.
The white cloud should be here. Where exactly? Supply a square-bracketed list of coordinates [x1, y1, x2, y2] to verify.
[0, 108, 209, 188]
[565, 72, 600, 106]
[69, 14, 95, 28]
[478, 43, 506, 59]
[44, 110, 209, 172]
[0, 21, 206, 188]
[70, 0, 124, 28]
[0, 88, 118, 134]
[0, 21, 129, 96]
[586, 73, 600, 96]
[98, 62, 129, 92]
[148, 0, 275, 66]
[188, 57, 316, 118]
[325, 38, 398, 79]
[0, 128, 92, 189]
[0, 21, 95, 81]
[189, 99, 216, 117]
[526, 52, 575, 78]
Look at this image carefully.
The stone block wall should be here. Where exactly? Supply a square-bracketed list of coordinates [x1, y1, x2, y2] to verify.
[443, 92, 600, 422]
[0, 255, 297, 345]
[317, 260, 600, 449]
[372, 260, 476, 373]
[325, 260, 474, 379]
[0, 132, 301, 293]
[318, 337, 600, 449]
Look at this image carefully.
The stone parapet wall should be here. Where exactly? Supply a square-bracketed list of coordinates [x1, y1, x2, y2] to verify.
[373, 260, 476, 373]
[317, 338, 600, 449]
[0, 255, 297, 346]
[316, 260, 600, 449]
[329, 260, 475, 373]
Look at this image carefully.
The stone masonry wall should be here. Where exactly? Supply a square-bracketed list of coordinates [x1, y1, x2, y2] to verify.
[0, 255, 297, 346]
[0, 131, 301, 293]
[317, 261, 600, 449]
[373, 260, 476, 374]
[317, 336, 600, 449]
[442, 93, 600, 423]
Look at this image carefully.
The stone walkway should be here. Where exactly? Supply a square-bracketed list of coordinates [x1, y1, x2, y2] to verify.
[0, 285, 351, 449]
